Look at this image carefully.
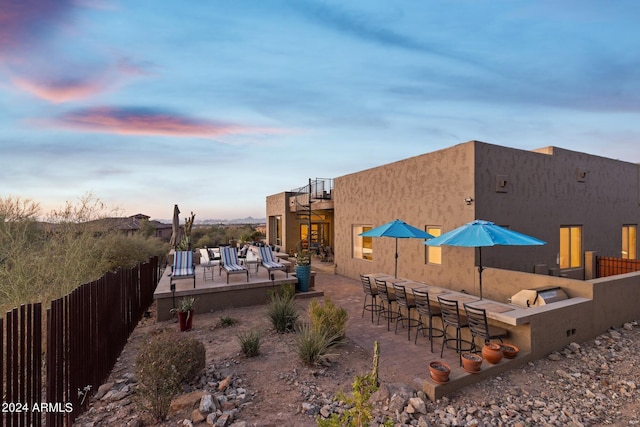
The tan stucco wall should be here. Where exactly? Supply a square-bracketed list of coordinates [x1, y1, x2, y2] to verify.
[334, 142, 477, 289]
[474, 143, 640, 279]
[334, 140, 640, 292]
[266, 191, 301, 254]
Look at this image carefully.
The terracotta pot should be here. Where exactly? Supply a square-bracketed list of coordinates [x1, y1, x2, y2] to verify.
[461, 353, 483, 373]
[501, 343, 519, 359]
[429, 361, 451, 384]
[482, 342, 503, 364]
[178, 310, 194, 331]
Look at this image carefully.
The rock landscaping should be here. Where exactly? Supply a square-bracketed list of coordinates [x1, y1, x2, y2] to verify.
[74, 317, 640, 426]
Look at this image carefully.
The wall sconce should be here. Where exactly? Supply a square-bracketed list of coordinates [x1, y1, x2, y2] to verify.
[464, 197, 473, 205]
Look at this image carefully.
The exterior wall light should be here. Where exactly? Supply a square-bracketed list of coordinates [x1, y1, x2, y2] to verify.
[464, 197, 473, 205]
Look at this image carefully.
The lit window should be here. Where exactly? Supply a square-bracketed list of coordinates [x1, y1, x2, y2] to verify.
[622, 225, 637, 259]
[560, 226, 582, 269]
[426, 226, 442, 265]
[353, 225, 373, 260]
[269, 216, 281, 246]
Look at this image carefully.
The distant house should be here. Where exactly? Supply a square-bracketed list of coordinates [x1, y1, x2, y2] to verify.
[86, 214, 174, 240]
[266, 140, 640, 294]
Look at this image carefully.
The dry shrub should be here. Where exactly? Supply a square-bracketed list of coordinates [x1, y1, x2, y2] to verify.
[135, 329, 206, 421]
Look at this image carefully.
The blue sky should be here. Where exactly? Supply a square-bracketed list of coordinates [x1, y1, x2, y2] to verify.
[2, 1, 639, 221]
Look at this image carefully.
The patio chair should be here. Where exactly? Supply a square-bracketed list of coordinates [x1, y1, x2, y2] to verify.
[463, 303, 508, 352]
[438, 296, 472, 366]
[412, 288, 444, 352]
[199, 248, 220, 281]
[170, 250, 196, 289]
[393, 283, 419, 341]
[360, 275, 381, 322]
[258, 246, 288, 278]
[375, 278, 398, 331]
[219, 246, 249, 284]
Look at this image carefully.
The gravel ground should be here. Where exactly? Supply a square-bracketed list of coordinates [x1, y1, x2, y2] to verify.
[406, 321, 640, 426]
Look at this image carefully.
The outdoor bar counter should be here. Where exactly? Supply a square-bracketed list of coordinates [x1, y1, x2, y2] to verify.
[364, 272, 591, 355]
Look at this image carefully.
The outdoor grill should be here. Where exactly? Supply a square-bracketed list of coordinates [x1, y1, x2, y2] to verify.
[509, 286, 569, 308]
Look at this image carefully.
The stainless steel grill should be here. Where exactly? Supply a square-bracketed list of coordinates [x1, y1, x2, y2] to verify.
[509, 286, 568, 308]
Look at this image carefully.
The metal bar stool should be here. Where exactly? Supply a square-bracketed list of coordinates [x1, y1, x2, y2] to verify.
[463, 303, 508, 352]
[412, 288, 444, 352]
[360, 275, 382, 322]
[393, 283, 419, 340]
[438, 296, 473, 366]
[375, 278, 398, 331]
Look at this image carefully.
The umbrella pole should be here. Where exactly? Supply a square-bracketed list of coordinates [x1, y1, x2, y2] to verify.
[394, 238, 398, 278]
[478, 247, 484, 300]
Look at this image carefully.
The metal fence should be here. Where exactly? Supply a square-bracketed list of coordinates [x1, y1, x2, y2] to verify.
[1, 256, 159, 426]
[597, 256, 640, 278]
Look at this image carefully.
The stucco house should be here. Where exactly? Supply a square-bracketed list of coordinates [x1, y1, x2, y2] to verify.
[266, 140, 639, 297]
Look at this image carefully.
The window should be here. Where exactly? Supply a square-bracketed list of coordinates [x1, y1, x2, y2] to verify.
[560, 226, 582, 269]
[353, 225, 373, 260]
[622, 225, 637, 259]
[269, 216, 281, 246]
[425, 226, 442, 265]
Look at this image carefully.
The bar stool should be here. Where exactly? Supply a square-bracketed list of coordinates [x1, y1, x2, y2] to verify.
[412, 288, 444, 352]
[463, 303, 508, 352]
[375, 278, 398, 331]
[438, 296, 473, 366]
[393, 283, 419, 340]
[360, 275, 381, 322]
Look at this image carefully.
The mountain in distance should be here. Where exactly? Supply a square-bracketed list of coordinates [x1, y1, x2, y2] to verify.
[155, 216, 266, 225]
[200, 216, 266, 225]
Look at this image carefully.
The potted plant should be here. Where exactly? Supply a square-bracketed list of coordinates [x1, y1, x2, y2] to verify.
[170, 296, 196, 331]
[501, 343, 520, 359]
[461, 353, 483, 373]
[428, 360, 450, 384]
[295, 249, 311, 292]
[482, 342, 503, 364]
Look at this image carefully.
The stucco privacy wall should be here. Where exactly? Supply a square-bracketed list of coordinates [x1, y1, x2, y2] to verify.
[474, 142, 640, 280]
[334, 142, 477, 288]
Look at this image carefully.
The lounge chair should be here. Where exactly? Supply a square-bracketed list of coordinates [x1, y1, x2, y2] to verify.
[199, 248, 219, 281]
[219, 246, 249, 284]
[258, 246, 288, 278]
[171, 250, 196, 289]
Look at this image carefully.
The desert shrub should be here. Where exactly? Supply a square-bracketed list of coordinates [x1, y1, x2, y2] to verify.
[237, 329, 261, 357]
[135, 329, 206, 421]
[0, 194, 168, 315]
[295, 322, 341, 366]
[266, 283, 299, 333]
[219, 316, 238, 327]
[317, 373, 393, 427]
[308, 297, 348, 345]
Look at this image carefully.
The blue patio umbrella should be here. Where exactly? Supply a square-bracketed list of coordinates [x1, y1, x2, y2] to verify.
[360, 219, 435, 278]
[424, 220, 546, 299]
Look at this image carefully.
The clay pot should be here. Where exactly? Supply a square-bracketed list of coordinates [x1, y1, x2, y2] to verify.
[461, 353, 483, 373]
[178, 310, 194, 331]
[429, 361, 451, 384]
[482, 342, 503, 364]
[501, 343, 519, 359]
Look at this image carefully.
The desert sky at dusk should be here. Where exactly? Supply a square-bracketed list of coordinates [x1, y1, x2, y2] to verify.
[2, 1, 639, 221]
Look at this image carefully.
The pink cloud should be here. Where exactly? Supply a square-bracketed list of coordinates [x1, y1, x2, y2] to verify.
[13, 76, 109, 103]
[0, 0, 74, 57]
[52, 107, 284, 138]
